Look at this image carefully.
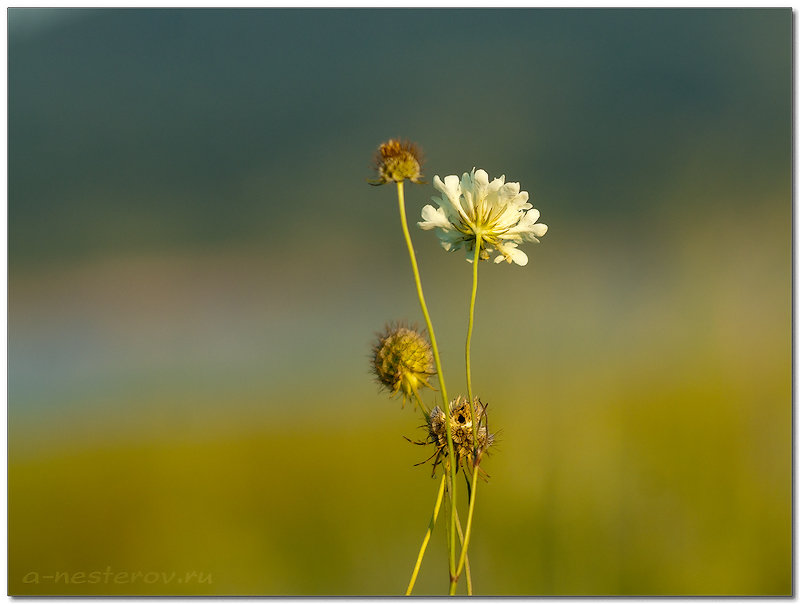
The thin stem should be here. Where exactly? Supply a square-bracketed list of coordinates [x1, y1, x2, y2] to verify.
[452, 237, 483, 593]
[465, 236, 482, 459]
[406, 473, 446, 595]
[455, 463, 481, 580]
[455, 509, 473, 595]
[396, 181, 450, 406]
[465, 235, 481, 406]
[396, 181, 458, 591]
[412, 389, 430, 418]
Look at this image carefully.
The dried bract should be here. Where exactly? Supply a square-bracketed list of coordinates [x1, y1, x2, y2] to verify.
[416, 396, 494, 478]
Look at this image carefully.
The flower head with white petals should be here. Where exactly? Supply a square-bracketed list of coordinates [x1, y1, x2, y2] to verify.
[417, 168, 548, 266]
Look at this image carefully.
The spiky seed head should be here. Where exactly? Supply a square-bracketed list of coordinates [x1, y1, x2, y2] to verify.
[371, 323, 435, 407]
[369, 139, 424, 185]
[426, 396, 494, 474]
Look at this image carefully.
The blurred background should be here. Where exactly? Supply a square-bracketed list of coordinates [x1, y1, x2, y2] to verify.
[8, 8, 791, 596]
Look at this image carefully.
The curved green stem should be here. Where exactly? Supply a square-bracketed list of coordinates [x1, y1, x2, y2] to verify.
[412, 389, 430, 418]
[465, 237, 482, 459]
[406, 473, 446, 595]
[455, 509, 473, 595]
[465, 235, 481, 407]
[452, 237, 483, 594]
[455, 463, 481, 581]
[396, 181, 458, 591]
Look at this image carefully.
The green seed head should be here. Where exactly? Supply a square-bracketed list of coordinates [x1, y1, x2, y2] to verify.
[372, 323, 434, 406]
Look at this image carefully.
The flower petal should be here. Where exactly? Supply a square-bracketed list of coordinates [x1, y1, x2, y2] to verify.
[418, 204, 452, 230]
[494, 241, 529, 266]
[434, 174, 473, 226]
[432, 175, 448, 195]
[439, 230, 465, 252]
[498, 181, 520, 204]
[472, 169, 490, 189]
[509, 247, 529, 265]
[460, 172, 477, 219]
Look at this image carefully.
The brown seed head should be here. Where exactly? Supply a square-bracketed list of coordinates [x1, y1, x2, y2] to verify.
[369, 139, 424, 185]
[425, 396, 494, 477]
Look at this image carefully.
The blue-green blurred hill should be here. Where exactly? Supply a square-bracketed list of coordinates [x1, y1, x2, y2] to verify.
[10, 9, 789, 265]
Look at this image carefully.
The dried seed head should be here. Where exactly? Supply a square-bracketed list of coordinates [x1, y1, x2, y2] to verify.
[369, 139, 424, 185]
[371, 323, 435, 407]
[424, 396, 495, 477]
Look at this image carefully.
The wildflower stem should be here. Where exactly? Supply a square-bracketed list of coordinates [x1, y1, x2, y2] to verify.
[395, 182, 450, 406]
[465, 236, 482, 459]
[455, 463, 481, 582]
[395, 181, 458, 591]
[455, 509, 473, 595]
[465, 237, 483, 493]
[453, 237, 483, 595]
[465, 236, 480, 406]
[406, 472, 446, 595]
[412, 389, 430, 418]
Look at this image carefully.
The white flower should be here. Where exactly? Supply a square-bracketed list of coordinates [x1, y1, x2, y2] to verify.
[417, 168, 548, 266]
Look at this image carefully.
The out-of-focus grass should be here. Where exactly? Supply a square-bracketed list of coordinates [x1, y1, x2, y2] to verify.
[9, 354, 789, 595]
